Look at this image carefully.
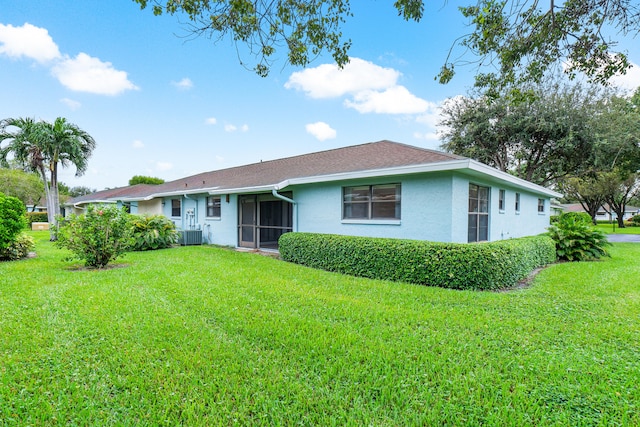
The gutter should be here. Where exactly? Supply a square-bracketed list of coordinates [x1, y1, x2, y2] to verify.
[272, 189, 298, 232]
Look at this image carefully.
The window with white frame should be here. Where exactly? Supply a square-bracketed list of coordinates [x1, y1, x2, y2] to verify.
[468, 183, 489, 242]
[538, 198, 545, 213]
[343, 184, 401, 220]
[515, 192, 521, 213]
[498, 189, 506, 212]
[206, 196, 221, 218]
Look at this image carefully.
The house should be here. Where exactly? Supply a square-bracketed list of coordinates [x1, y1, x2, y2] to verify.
[561, 203, 640, 222]
[66, 140, 561, 249]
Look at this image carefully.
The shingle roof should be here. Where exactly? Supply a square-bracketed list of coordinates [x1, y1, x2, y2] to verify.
[69, 140, 465, 203]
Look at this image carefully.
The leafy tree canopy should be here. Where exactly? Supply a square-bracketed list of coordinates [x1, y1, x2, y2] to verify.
[129, 175, 165, 185]
[133, 0, 640, 92]
[0, 168, 44, 208]
[68, 186, 96, 198]
[439, 80, 621, 186]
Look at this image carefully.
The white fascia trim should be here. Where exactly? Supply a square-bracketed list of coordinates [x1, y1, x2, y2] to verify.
[274, 159, 561, 198]
[120, 186, 222, 201]
[207, 185, 275, 195]
[72, 200, 118, 208]
[465, 160, 563, 198]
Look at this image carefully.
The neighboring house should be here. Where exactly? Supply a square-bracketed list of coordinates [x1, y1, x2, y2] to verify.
[66, 140, 561, 249]
[561, 203, 640, 222]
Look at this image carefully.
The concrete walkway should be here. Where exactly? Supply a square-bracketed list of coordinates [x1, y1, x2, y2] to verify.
[607, 234, 640, 242]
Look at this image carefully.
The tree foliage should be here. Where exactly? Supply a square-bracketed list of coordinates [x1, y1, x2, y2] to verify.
[133, 0, 640, 91]
[0, 117, 96, 239]
[129, 175, 165, 185]
[0, 168, 44, 210]
[0, 192, 26, 250]
[439, 81, 609, 186]
[68, 186, 96, 198]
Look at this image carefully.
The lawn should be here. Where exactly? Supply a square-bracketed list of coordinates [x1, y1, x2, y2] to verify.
[1, 232, 638, 426]
[595, 223, 640, 234]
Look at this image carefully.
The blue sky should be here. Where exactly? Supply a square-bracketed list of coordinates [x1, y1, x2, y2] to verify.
[2, 0, 639, 190]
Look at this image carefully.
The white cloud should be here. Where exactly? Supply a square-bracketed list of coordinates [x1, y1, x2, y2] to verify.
[305, 121, 337, 141]
[205, 117, 217, 125]
[0, 23, 61, 62]
[224, 124, 237, 132]
[60, 97, 81, 110]
[156, 161, 173, 171]
[132, 140, 144, 149]
[413, 131, 439, 141]
[610, 60, 640, 92]
[51, 52, 139, 95]
[285, 57, 431, 116]
[344, 86, 430, 114]
[172, 77, 193, 90]
[285, 58, 400, 99]
[240, 124, 249, 132]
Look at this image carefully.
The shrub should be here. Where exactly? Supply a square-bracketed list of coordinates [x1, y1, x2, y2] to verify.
[0, 192, 27, 250]
[278, 233, 556, 291]
[0, 233, 35, 261]
[631, 214, 640, 226]
[26, 211, 49, 225]
[547, 213, 611, 261]
[54, 205, 133, 268]
[560, 211, 593, 226]
[129, 214, 179, 251]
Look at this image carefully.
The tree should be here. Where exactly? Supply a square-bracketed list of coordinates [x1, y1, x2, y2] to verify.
[0, 117, 96, 240]
[132, 0, 640, 92]
[600, 170, 640, 228]
[559, 176, 607, 225]
[0, 168, 45, 211]
[439, 81, 607, 186]
[129, 175, 165, 185]
[68, 186, 96, 198]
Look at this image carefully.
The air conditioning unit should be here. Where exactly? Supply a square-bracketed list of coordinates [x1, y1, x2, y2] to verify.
[179, 230, 202, 246]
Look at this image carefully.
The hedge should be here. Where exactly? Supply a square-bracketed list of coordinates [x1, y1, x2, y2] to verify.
[278, 233, 556, 291]
[26, 211, 49, 225]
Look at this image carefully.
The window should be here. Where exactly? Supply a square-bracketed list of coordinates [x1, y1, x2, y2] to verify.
[538, 198, 545, 213]
[498, 189, 506, 211]
[343, 184, 401, 220]
[468, 184, 489, 242]
[515, 193, 521, 213]
[171, 199, 181, 217]
[206, 196, 221, 218]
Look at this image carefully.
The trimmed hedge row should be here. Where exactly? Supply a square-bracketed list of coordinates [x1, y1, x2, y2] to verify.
[26, 211, 49, 225]
[278, 233, 556, 291]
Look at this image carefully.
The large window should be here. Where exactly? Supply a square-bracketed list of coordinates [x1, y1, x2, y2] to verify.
[468, 184, 489, 242]
[206, 196, 221, 218]
[171, 199, 181, 217]
[343, 184, 401, 220]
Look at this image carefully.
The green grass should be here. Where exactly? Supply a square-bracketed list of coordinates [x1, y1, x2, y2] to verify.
[595, 223, 640, 234]
[1, 232, 638, 426]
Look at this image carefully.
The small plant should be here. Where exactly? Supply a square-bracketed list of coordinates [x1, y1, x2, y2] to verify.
[55, 205, 133, 268]
[129, 214, 179, 251]
[0, 192, 27, 250]
[547, 213, 611, 261]
[0, 233, 35, 261]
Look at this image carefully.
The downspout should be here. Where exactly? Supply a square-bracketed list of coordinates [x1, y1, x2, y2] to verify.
[272, 189, 298, 232]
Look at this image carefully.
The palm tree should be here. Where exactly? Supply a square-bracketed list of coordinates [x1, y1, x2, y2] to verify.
[0, 117, 96, 240]
[0, 117, 53, 221]
[39, 117, 96, 222]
